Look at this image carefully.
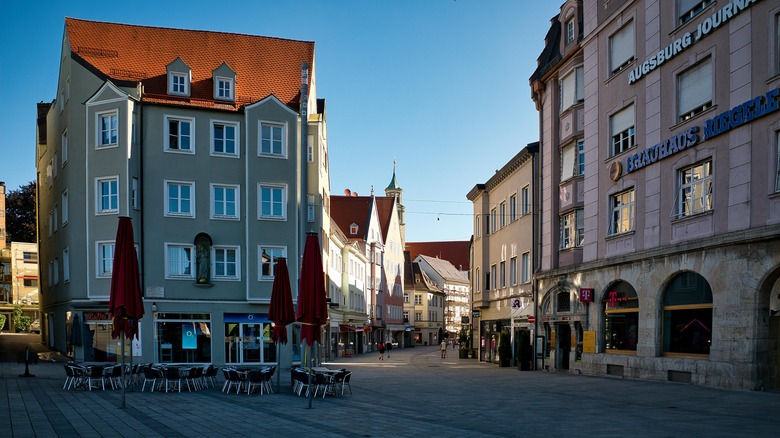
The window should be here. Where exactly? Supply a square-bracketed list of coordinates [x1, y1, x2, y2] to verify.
[475, 214, 481, 237]
[165, 116, 194, 152]
[61, 190, 69, 226]
[610, 188, 635, 235]
[259, 184, 286, 220]
[509, 257, 517, 286]
[560, 66, 583, 111]
[521, 186, 530, 215]
[561, 139, 585, 180]
[610, 105, 635, 156]
[165, 180, 195, 217]
[170, 72, 187, 95]
[662, 272, 712, 355]
[166, 243, 194, 278]
[216, 77, 233, 100]
[258, 246, 286, 279]
[212, 121, 238, 156]
[509, 194, 517, 222]
[490, 208, 497, 234]
[499, 202, 506, 228]
[776, 13, 780, 75]
[96, 177, 119, 214]
[97, 111, 118, 148]
[776, 132, 780, 192]
[521, 252, 530, 284]
[132, 178, 139, 210]
[603, 281, 639, 352]
[475, 268, 481, 292]
[678, 0, 714, 25]
[499, 261, 506, 288]
[61, 129, 68, 166]
[415, 311, 422, 322]
[678, 59, 712, 122]
[560, 209, 584, 249]
[609, 22, 635, 75]
[53, 258, 59, 285]
[212, 184, 239, 219]
[566, 19, 575, 44]
[213, 246, 239, 280]
[414, 294, 422, 305]
[63, 247, 70, 283]
[677, 160, 712, 218]
[96, 241, 115, 277]
[260, 122, 285, 156]
[307, 194, 315, 223]
[490, 265, 497, 290]
[404, 292, 409, 303]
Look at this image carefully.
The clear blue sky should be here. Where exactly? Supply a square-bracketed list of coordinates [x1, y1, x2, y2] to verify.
[0, 0, 560, 242]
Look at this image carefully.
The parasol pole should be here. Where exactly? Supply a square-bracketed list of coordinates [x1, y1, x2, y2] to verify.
[120, 327, 126, 408]
[307, 341, 314, 409]
[276, 337, 281, 393]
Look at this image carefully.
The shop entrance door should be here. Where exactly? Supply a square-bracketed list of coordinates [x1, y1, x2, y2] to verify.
[556, 323, 570, 370]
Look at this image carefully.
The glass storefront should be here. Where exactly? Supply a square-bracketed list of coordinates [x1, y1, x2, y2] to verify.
[83, 312, 130, 362]
[155, 313, 212, 364]
[224, 313, 276, 364]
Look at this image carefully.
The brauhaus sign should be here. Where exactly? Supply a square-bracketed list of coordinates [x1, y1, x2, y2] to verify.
[624, 88, 779, 174]
[628, 0, 761, 85]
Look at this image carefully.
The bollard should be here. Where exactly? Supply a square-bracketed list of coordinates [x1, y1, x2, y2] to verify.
[19, 347, 36, 378]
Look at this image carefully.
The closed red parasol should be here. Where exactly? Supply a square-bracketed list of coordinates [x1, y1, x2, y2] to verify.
[296, 233, 328, 347]
[269, 257, 294, 345]
[108, 216, 144, 408]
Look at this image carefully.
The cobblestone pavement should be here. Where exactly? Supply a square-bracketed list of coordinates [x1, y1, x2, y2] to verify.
[2, 342, 780, 437]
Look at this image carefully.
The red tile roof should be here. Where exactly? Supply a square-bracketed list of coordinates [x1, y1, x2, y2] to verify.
[330, 196, 372, 241]
[406, 241, 470, 272]
[374, 197, 396, 242]
[65, 18, 314, 111]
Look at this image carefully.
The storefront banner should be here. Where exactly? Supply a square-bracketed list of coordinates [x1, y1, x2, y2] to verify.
[182, 323, 197, 349]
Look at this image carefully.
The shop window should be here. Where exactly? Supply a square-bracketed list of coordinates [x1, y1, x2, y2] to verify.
[224, 318, 276, 364]
[603, 281, 639, 352]
[83, 315, 132, 363]
[154, 313, 212, 363]
[662, 272, 713, 356]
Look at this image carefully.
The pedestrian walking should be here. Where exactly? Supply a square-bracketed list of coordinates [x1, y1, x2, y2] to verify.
[440, 339, 447, 359]
[378, 341, 385, 360]
[386, 340, 392, 358]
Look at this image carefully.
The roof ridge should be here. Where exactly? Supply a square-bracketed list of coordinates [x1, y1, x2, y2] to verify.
[65, 17, 315, 45]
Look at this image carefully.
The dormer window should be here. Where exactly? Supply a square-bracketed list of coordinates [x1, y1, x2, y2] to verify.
[349, 224, 359, 235]
[166, 57, 191, 97]
[216, 77, 233, 100]
[566, 19, 575, 44]
[171, 73, 187, 94]
[212, 63, 236, 102]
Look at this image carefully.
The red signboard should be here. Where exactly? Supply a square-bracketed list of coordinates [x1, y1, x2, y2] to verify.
[580, 288, 594, 303]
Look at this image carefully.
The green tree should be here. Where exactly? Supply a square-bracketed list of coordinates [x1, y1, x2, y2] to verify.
[13, 305, 31, 332]
[6, 181, 37, 243]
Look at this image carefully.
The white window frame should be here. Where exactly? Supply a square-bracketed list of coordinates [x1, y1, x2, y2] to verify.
[509, 256, 518, 286]
[490, 264, 497, 290]
[61, 128, 68, 167]
[96, 241, 115, 278]
[509, 193, 517, 222]
[499, 201, 506, 229]
[96, 176, 119, 215]
[566, 19, 575, 44]
[211, 120, 240, 157]
[609, 188, 635, 235]
[216, 76, 234, 100]
[165, 180, 195, 218]
[164, 115, 195, 153]
[678, 59, 712, 122]
[490, 208, 497, 234]
[96, 110, 118, 149]
[169, 72, 188, 95]
[521, 252, 530, 284]
[560, 209, 584, 249]
[259, 121, 286, 157]
[63, 247, 70, 283]
[61, 189, 69, 226]
[258, 183, 287, 220]
[560, 66, 583, 112]
[521, 185, 531, 216]
[258, 245, 287, 280]
[609, 21, 635, 75]
[213, 245, 240, 281]
[475, 215, 481, 237]
[500, 261, 506, 288]
[677, 160, 713, 219]
[211, 183, 240, 220]
[610, 105, 635, 157]
[165, 243, 195, 279]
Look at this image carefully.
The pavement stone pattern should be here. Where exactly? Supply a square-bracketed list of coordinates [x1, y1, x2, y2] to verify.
[2, 344, 780, 437]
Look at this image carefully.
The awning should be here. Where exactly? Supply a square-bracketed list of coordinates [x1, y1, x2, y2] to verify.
[339, 324, 361, 332]
[386, 324, 407, 331]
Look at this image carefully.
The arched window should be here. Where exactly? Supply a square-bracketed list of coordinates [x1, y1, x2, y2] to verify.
[662, 272, 712, 356]
[603, 281, 639, 352]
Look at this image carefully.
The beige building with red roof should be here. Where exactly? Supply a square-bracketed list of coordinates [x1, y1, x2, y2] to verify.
[36, 18, 330, 369]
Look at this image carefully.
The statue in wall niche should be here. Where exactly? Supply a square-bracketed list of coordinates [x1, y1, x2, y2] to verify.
[194, 233, 213, 284]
